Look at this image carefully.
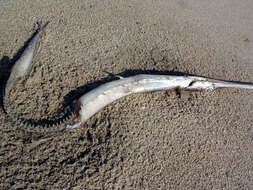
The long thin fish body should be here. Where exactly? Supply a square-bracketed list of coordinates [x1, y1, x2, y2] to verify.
[2, 22, 75, 131]
[4, 22, 48, 104]
[2, 22, 73, 129]
[3, 23, 253, 131]
[66, 74, 253, 130]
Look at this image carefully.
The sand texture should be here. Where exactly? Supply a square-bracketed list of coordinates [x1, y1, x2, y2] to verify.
[1, 0, 253, 189]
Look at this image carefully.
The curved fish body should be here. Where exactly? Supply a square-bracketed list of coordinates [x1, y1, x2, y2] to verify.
[66, 74, 253, 130]
[1, 22, 73, 129]
[4, 22, 48, 105]
[3, 22, 253, 132]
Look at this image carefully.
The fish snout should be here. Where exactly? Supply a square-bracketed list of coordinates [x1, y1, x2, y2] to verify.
[186, 81, 214, 91]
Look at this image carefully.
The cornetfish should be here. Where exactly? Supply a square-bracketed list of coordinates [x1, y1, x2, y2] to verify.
[2, 22, 72, 128]
[66, 74, 253, 130]
[3, 22, 253, 130]
[4, 22, 49, 100]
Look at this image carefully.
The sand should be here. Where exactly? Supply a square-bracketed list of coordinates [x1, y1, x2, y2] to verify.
[1, 0, 253, 189]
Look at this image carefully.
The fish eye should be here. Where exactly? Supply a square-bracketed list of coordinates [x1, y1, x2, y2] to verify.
[206, 87, 214, 92]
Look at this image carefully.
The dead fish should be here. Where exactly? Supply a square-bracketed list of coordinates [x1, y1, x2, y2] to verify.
[66, 74, 253, 130]
[4, 22, 49, 99]
[2, 22, 73, 129]
[3, 22, 253, 131]
[3, 22, 49, 118]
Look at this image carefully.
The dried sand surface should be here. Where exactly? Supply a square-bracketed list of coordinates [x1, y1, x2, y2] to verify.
[1, 0, 253, 189]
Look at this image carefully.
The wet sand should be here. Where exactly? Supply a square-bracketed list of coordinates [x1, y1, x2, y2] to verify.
[1, 0, 253, 189]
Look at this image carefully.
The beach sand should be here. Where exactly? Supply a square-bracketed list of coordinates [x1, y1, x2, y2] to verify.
[1, 0, 253, 189]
